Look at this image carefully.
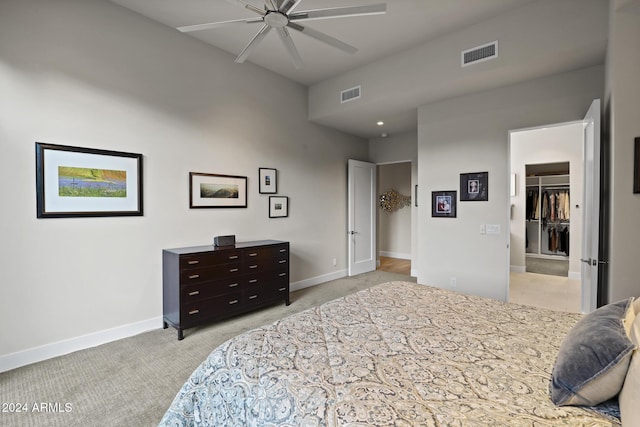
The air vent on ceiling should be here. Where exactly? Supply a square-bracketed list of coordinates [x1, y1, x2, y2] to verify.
[341, 85, 361, 103]
[461, 40, 498, 67]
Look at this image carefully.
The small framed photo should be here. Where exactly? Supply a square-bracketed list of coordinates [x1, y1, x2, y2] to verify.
[259, 168, 277, 194]
[189, 172, 247, 208]
[269, 196, 288, 218]
[432, 191, 456, 218]
[35, 142, 143, 218]
[460, 172, 488, 201]
[634, 138, 640, 194]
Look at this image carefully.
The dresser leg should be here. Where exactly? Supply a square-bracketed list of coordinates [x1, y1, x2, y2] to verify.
[163, 321, 168, 329]
[178, 329, 184, 340]
[285, 297, 291, 306]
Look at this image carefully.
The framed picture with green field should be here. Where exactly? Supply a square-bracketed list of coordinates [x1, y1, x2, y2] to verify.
[35, 142, 143, 218]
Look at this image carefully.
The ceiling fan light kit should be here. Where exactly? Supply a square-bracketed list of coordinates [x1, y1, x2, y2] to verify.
[177, 1, 386, 69]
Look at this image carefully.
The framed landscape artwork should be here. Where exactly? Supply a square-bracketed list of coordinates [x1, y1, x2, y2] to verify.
[190, 172, 248, 208]
[35, 142, 143, 218]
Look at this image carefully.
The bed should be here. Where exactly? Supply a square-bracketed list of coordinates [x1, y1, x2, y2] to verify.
[159, 281, 627, 426]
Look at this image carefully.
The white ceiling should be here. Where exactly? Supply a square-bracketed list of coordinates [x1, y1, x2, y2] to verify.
[109, 0, 608, 138]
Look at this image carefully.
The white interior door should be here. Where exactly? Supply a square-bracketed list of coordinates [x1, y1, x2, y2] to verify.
[348, 159, 376, 276]
[581, 99, 601, 313]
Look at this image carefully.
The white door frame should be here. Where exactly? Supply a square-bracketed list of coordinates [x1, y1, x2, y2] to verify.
[506, 100, 601, 312]
[580, 99, 601, 313]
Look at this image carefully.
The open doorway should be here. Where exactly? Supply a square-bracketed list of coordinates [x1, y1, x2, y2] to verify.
[376, 162, 412, 276]
[509, 122, 583, 313]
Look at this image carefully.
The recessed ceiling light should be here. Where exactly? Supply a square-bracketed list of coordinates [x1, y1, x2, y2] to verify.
[377, 121, 384, 126]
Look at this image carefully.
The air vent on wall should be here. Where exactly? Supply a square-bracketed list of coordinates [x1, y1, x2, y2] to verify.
[461, 41, 498, 67]
[341, 85, 361, 103]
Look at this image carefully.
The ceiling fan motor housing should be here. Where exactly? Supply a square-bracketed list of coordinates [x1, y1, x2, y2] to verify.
[264, 11, 289, 28]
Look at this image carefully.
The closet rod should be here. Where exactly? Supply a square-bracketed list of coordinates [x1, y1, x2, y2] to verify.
[540, 185, 570, 190]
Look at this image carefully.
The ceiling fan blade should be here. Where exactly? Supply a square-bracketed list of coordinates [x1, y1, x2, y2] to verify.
[228, 0, 268, 16]
[290, 4, 386, 22]
[287, 22, 358, 54]
[235, 24, 272, 63]
[265, 0, 278, 10]
[177, 17, 263, 33]
[279, 0, 303, 14]
[276, 27, 304, 69]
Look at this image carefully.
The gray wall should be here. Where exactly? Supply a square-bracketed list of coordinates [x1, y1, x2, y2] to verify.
[0, 0, 367, 365]
[605, 0, 640, 302]
[418, 65, 604, 301]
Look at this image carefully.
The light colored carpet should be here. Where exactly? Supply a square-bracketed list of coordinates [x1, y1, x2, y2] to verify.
[0, 270, 414, 427]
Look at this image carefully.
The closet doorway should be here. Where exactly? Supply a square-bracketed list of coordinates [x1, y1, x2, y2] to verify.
[509, 122, 584, 313]
[376, 162, 412, 276]
[525, 163, 571, 276]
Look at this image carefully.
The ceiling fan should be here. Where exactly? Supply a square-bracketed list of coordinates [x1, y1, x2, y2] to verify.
[177, 0, 387, 69]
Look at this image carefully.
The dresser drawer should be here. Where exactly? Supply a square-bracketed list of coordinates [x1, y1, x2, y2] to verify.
[244, 283, 288, 308]
[181, 277, 243, 303]
[244, 244, 288, 262]
[180, 250, 242, 269]
[181, 292, 243, 325]
[180, 262, 242, 283]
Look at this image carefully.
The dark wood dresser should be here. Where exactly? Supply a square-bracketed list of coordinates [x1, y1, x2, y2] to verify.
[162, 240, 290, 340]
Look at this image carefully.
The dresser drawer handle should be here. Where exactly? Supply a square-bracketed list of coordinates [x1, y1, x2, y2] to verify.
[188, 291, 200, 296]
[187, 260, 200, 265]
[249, 279, 258, 284]
[228, 299, 239, 305]
[248, 253, 258, 257]
[278, 260, 287, 264]
[249, 295, 258, 300]
[228, 283, 239, 288]
[279, 249, 287, 253]
[278, 287, 286, 292]
[249, 265, 258, 269]
[279, 273, 287, 277]
[188, 274, 200, 279]
[229, 268, 239, 273]
[228, 255, 239, 260]
[188, 309, 200, 315]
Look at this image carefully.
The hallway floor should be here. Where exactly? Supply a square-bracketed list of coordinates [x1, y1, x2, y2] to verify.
[378, 257, 581, 313]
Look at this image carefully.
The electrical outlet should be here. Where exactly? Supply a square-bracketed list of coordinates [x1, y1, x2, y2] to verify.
[332, 258, 337, 266]
[450, 277, 457, 288]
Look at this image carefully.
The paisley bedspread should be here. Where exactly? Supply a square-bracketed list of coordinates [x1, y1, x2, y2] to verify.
[159, 281, 619, 426]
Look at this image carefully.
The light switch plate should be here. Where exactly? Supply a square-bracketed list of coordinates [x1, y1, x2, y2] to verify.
[486, 224, 501, 234]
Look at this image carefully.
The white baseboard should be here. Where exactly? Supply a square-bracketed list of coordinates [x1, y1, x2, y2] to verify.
[410, 268, 419, 277]
[0, 317, 161, 373]
[379, 251, 411, 260]
[510, 265, 526, 273]
[2, 270, 351, 373]
[290, 269, 348, 292]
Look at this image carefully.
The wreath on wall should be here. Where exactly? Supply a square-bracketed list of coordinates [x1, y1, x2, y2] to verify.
[379, 189, 411, 212]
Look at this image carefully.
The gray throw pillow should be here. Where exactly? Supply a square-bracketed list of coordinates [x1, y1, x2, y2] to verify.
[551, 298, 636, 406]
